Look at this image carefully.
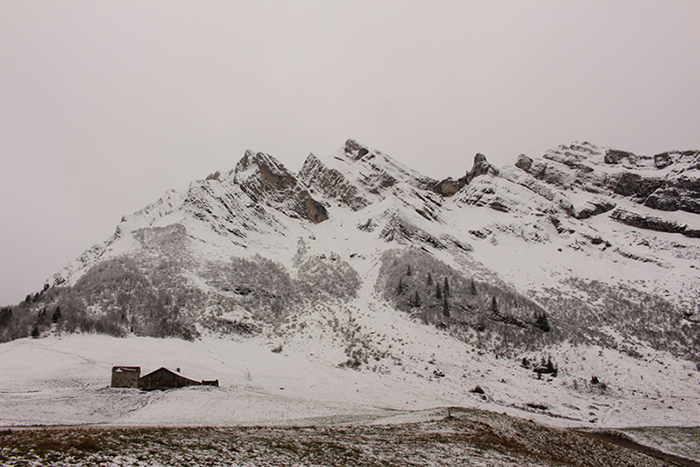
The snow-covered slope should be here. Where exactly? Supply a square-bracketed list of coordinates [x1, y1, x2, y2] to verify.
[2, 138, 699, 429]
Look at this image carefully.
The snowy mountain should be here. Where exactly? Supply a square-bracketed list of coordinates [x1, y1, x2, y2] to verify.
[2, 138, 699, 429]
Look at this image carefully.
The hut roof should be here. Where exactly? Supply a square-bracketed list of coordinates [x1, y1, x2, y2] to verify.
[140, 367, 199, 384]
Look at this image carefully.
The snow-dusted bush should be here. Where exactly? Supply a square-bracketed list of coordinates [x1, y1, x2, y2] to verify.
[534, 278, 699, 362]
[295, 254, 361, 300]
[203, 254, 299, 325]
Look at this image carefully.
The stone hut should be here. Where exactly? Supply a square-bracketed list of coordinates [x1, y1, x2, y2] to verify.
[111, 366, 141, 388]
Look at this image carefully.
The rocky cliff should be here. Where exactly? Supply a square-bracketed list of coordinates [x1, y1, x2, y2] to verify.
[2, 139, 698, 364]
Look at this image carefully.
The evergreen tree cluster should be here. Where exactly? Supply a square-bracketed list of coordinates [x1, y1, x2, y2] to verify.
[378, 249, 554, 355]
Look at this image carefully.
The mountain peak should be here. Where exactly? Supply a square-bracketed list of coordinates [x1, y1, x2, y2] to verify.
[432, 152, 499, 197]
[470, 152, 499, 179]
[234, 150, 297, 192]
[299, 140, 439, 211]
[232, 149, 328, 224]
[343, 138, 371, 160]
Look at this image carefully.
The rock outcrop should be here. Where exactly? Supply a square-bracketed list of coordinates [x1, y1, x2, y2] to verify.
[611, 208, 700, 238]
[433, 153, 499, 196]
[299, 139, 437, 209]
[234, 150, 328, 223]
[298, 154, 370, 211]
[470, 153, 499, 180]
[506, 142, 700, 220]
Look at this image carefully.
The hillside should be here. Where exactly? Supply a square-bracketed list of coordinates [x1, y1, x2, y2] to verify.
[1, 139, 699, 431]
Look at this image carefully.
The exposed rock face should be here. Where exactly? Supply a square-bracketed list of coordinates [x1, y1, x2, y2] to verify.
[531, 160, 574, 187]
[542, 143, 597, 173]
[506, 142, 700, 221]
[234, 150, 297, 197]
[575, 199, 616, 220]
[344, 138, 370, 160]
[470, 153, 499, 180]
[644, 178, 700, 214]
[434, 178, 462, 197]
[300, 139, 437, 209]
[610, 208, 698, 238]
[379, 213, 446, 249]
[654, 150, 700, 169]
[304, 197, 329, 224]
[234, 150, 328, 223]
[342, 139, 437, 191]
[654, 152, 673, 169]
[514, 154, 532, 172]
[298, 154, 370, 211]
[513, 151, 576, 190]
[433, 153, 499, 196]
[606, 172, 664, 198]
[604, 148, 639, 165]
[183, 182, 259, 239]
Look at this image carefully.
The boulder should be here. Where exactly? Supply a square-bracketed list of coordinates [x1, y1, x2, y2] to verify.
[515, 154, 533, 172]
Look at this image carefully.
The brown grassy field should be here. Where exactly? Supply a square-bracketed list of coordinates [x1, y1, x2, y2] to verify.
[0, 408, 676, 466]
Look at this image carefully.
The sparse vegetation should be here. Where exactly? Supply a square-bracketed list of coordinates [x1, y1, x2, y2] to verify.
[1, 237, 363, 342]
[534, 277, 700, 363]
[0, 411, 672, 467]
[376, 249, 554, 356]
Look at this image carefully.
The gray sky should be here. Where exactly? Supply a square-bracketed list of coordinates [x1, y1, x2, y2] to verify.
[1, 1, 699, 305]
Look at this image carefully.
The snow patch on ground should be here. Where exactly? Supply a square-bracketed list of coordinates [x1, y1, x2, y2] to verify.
[2, 322, 698, 429]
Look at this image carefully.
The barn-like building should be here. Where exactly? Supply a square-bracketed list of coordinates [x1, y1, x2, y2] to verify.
[137, 367, 201, 390]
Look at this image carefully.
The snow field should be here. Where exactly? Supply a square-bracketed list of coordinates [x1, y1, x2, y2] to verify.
[2, 307, 698, 430]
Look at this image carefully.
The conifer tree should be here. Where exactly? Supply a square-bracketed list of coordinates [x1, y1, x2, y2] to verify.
[0, 307, 12, 327]
[52, 306, 61, 324]
[491, 296, 498, 314]
[535, 312, 550, 332]
[413, 290, 421, 308]
[427, 272, 433, 285]
[442, 294, 450, 318]
[397, 278, 405, 295]
[444, 277, 450, 297]
[406, 264, 412, 276]
[470, 280, 477, 295]
[435, 282, 442, 299]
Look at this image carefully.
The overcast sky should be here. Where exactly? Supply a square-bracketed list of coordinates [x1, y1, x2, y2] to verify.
[1, 1, 699, 305]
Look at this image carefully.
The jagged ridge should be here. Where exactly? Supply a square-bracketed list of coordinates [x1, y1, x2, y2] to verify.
[2, 139, 699, 365]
